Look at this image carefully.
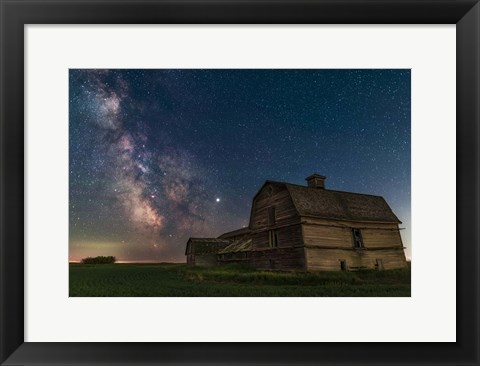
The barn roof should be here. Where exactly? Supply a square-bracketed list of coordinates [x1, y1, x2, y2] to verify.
[256, 180, 401, 224]
[185, 238, 231, 255]
[218, 227, 251, 239]
[218, 238, 253, 254]
[284, 183, 401, 223]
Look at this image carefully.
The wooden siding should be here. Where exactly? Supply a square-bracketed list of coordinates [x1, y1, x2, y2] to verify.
[361, 229, 404, 248]
[249, 247, 306, 271]
[305, 247, 407, 271]
[250, 231, 269, 249]
[251, 224, 303, 250]
[194, 254, 218, 267]
[302, 218, 403, 249]
[219, 251, 249, 262]
[302, 216, 406, 271]
[277, 224, 303, 248]
[302, 217, 400, 229]
[250, 183, 298, 230]
[303, 224, 352, 248]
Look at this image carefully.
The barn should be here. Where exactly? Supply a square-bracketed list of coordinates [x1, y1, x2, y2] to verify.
[185, 238, 230, 266]
[186, 174, 408, 271]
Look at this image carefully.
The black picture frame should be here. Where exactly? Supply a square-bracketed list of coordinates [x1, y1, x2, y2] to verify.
[1, 1, 479, 365]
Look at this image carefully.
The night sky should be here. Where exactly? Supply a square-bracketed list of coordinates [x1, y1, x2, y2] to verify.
[69, 69, 411, 263]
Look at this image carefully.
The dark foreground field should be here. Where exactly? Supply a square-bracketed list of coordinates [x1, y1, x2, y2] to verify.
[69, 263, 410, 297]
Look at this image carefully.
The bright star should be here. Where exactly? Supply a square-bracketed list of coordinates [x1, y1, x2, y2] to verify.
[216, 198, 220, 202]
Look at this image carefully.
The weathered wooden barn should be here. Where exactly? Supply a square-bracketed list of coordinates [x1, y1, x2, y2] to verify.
[186, 174, 407, 271]
[185, 238, 230, 266]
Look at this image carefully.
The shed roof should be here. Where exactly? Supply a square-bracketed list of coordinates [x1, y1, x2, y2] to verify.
[185, 238, 231, 255]
[218, 238, 253, 254]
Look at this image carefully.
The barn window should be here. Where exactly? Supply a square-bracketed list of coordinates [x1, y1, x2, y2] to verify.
[340, 260, 347, 271]
[269, 230, 278, 248]
[352, 229, 364, 248]
[268, 206, 276, 225]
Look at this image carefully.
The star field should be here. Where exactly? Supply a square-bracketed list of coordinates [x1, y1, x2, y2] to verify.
[69, 69, 411, 262]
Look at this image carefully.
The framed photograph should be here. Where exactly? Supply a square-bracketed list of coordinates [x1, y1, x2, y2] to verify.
[67, 68, 412, 298]
[1, 0, 478, 365]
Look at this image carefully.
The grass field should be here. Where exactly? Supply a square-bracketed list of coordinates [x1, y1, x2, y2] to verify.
[69, 263, 410, 297]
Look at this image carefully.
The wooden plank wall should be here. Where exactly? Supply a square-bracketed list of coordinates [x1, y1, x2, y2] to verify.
[250, 183, 298, 229]
[249, 247, 306, 271]
[251, 224, 303, 250]
[303, 219, 406, 271]
[303, 224, 352, 248]
[277, 224, 304, 248]
[194, 254, 218, 267]
[305, 247, 407, 271]
[219, 252, 249, 261]
[250, 231, 269, 249]
[361, 229, 404, 248]
[303, 219, 404, 249]
[303, 217, 400, 229]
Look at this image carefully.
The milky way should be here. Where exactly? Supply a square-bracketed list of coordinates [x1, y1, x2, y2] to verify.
[69, 69, 411, 262]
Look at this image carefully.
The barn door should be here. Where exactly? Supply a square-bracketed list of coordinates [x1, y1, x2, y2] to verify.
[375, 259, 384, 270]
